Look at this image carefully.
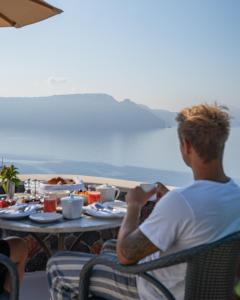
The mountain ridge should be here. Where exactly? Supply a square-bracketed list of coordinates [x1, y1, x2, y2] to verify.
[0, 94, 171, 132]
[0, 94, 238, 131]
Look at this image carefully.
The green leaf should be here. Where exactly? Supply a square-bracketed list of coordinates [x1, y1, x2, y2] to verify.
[0, 164, 20, 188]
[2, 182, 6, 193]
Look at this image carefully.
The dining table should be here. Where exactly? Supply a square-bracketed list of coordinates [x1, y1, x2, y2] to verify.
[0, 212, 122, 257]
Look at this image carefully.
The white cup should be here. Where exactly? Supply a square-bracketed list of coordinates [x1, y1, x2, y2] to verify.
[60, 195, 84, 219]
[140, 183, 157, 201]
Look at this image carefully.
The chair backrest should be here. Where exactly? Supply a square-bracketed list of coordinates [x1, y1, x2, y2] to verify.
[184, 232, 240, 300]
[0, 253, 19, 300]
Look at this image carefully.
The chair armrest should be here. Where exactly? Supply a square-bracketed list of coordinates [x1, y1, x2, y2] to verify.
[98, 233, 240, 275]
[80, 238, 232, 277]
[0, 254, 19, 300]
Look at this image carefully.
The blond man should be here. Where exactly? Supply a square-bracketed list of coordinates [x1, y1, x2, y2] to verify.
[47, 104, 240, 300]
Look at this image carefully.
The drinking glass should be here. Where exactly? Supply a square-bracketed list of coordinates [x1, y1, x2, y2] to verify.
[6, 180, 15, 200]
[87, 191, 101, 204]
[43, 196, 57, 212]
[24, 179, 31, 194]
[87, 184, 96, 191]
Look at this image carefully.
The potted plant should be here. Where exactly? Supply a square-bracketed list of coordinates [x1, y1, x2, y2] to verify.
[0, 164, 21, 200]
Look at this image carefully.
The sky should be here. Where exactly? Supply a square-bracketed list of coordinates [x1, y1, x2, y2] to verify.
[0, 0, 239, 111]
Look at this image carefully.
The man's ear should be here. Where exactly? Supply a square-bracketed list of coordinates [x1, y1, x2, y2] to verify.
[182, 138, 192, 154]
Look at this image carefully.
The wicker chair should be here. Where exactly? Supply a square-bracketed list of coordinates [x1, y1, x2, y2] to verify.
[0, 254, 19, 300]
[78, 231, 240, 300]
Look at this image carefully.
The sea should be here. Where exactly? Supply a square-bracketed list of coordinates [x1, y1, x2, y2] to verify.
[1, 127, 239, 187]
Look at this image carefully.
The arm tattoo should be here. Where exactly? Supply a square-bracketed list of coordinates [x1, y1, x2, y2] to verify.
[121, 229, 158, 263]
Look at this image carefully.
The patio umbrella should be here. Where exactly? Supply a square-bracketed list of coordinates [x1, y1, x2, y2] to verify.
[0, 0, 62, 28]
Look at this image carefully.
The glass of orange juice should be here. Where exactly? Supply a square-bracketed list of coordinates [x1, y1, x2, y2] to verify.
[43, 196, 57, 212]
[87, 191, 101, 204]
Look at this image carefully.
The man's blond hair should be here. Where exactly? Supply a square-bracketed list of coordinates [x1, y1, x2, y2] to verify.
[176, 104, 230, 162]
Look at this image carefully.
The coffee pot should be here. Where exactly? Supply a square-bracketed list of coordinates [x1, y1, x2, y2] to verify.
[95, 184, 120, 202]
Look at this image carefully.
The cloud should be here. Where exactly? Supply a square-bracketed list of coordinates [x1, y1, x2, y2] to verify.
[47, 76, 67, 86]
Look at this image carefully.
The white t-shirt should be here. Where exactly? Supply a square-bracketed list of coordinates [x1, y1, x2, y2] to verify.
[138, 179, 240, 300]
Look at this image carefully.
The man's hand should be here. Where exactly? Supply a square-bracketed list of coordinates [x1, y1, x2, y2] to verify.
[155, 182, 169, 201]
[125, 186, 156, 209]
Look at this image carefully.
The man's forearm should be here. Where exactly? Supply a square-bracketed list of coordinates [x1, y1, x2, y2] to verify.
[117, 204, 141, 261]
[116, 186, 159, 264]
[119, 204, 141, 236]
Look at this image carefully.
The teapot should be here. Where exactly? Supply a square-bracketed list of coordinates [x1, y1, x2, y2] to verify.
[95, 184, 120, 202]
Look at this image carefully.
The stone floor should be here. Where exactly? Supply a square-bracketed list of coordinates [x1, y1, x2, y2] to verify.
[20, 271, 50, 300]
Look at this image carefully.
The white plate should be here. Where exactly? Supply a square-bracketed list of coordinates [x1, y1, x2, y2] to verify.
[0, 209, 31, 220]
[84, 203, 126, 219]
[29, 212, 63, 223]
[0, 204, 28, 211]
[38, 181, 85, 193]
[103, 200, 127, 209]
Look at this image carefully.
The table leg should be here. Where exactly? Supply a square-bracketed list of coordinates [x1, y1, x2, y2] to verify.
[30, 233, 52, 258]
[58, 233, 65, 251]
[69, 233, 83, 251]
